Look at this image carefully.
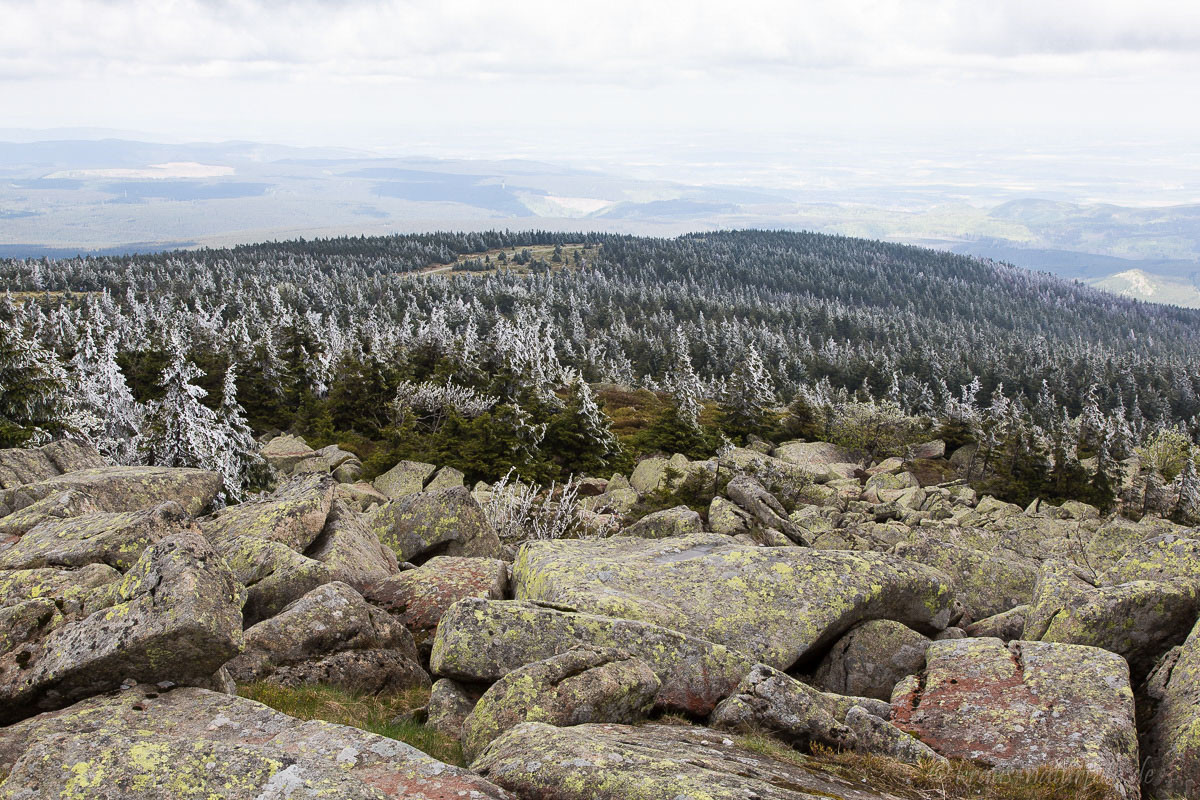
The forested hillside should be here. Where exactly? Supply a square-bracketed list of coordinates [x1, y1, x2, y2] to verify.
[3, 229, 1200, 508]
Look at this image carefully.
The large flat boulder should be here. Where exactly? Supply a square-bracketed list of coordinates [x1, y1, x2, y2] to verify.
[622, 505, 703, 538]
[0, 685, 513, 799]
[0, 562, 119, 612]
[461, 647, 659, 761]
[472, 722, 910, 799]
[512, 533, 957, 669]
[0, 598, 61, 658]
[892, 533, 1039, 620]
[0, 466, 221, 517]
[0, 488, 99, 540]
[219, 534, 332, 625]
[0, 530, 244, 723]
[366, 486, 501, 563]
[772, 440, 860, 480]
[430, 598, 753, 716]
[712, 663, 868, 751]
[0, 448, 58, 489]
[0, 501, 189, 572]
[892, 637, 1139, 799]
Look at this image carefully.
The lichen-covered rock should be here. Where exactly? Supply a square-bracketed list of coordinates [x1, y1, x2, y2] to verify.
[1098, 532, 1200, 586]
[1085, 515, 1184, 572]
[461, 647, 660, 761]
[0, 562, 119, 611]
[513, 533, 957, 669]
[334, 480, 389, 512]
[892, 534, 1038, 619]
[963, 604, 1028, 640]
[472, 721, 909, 799]
[373, 459, 437, 499]
[1025, 559, 1199, 677]
[622, 505, 703, 538]
[426, 464, 465, 491]
[582, 485, 639, 515]
[0, 685, 512, 799]
[219, 533, 332, 625]
[0, 530, 244, 723]
[844, 705, 944, 766]
[267, 648, 429, 693]
[201, 473, 335, 552]
[0, 501, 189, 572]
[426, 677, 481, 739]
[725, 475, 809, 544]
[812, 619, 930, 700]
[710, 663, 879, 751]
[316, 444, 357, 470]
[367, 486, 501, 563]
[260, 433, 316, 474]
[0, 489, 99, 539]
[892, 637, 1140, 799]
[772, 440, 857, 473]
[864, 471, 920, 500]
[708, 495, 754, 535]
[629, 456, 670, 495]
[0, 598, 61, 658]
[1060, 499, 1101, 520]
[37, 440, 106, 474]
[429, 598, 752, 715]
[224, 581, 426, 692]
[0, 466, 221, 517]
[303, 499, 398, 591]
[332, 459, 363, 483]
[908, 440, 945, 460]
[1143, 618, 1200, 799]
[0, 448, 59, 489]
[364, 555, 507, 650]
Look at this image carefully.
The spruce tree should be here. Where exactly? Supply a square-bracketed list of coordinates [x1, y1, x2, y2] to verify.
[719, 344, 777, 441]
[141, 329, 221, 470]
[70, 329, 142, 464]
[0, 318, 74, 447]
[212, 365, 267, 502]
[644, 327, 710, 458]
[546, 371, 621, 476]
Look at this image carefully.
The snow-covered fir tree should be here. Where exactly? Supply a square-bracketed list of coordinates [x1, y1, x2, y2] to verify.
[0, 317, 74, 447]
[141, 329, 222, 471]
[212, 365, 266, 502]
[70, 328, 142, 464]
[719, 344, 777, 440]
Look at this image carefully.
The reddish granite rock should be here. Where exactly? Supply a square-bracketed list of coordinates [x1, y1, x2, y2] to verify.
[892, 636, 1139, 799]
[364, 556, 507, 648]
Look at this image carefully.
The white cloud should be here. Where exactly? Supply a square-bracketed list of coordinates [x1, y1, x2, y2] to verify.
[4, 0, 1198, 83]
[1, 0, 1197, 149]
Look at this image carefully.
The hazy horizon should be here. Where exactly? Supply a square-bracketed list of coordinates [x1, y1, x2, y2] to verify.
[5, 1, 1200, 305]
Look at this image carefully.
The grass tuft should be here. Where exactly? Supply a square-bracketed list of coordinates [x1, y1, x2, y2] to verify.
[238, 682, 463, 766]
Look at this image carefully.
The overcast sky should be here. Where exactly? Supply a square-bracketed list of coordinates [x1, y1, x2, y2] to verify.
[3, 0, 1199, 159]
